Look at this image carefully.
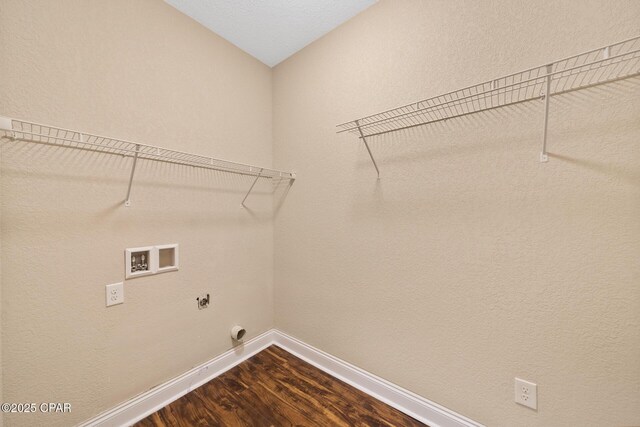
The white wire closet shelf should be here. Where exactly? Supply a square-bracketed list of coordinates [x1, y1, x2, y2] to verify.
[337, 35, 640, 176]
[0, 116, 296, 207]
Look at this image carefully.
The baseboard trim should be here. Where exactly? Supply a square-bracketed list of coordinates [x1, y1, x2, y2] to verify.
[77, 329, 274, 427]
[272, 330, 483, 427]
[78, 329, 483, 427]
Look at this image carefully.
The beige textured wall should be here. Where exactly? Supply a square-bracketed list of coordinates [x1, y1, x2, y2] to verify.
[273, 1, 640, 426]
[0, 1, 275, 426]
[2, 1, 639, 426]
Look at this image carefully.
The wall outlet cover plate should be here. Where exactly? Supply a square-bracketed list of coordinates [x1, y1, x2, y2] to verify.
[106, 282, 124, 307]
[515, 378, 537, 410]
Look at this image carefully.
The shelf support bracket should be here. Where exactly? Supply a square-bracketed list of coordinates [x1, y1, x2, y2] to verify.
[241, 168, 263, 208]
[0, 116, 14, 139]
[540, 64, 553, 163]
[124, 144, 140, 207]
[356, 120, 380, 178]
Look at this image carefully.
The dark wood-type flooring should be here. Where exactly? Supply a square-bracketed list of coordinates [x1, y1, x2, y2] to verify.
[135, 345, 425, 426]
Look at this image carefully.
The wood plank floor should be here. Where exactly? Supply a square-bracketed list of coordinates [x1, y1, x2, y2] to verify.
[135, 345, 426, 427]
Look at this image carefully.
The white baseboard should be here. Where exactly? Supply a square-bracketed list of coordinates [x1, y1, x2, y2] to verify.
[78, 329, 483, 427]
[272, 330, 483, 427]
[78, 329, 274, 427]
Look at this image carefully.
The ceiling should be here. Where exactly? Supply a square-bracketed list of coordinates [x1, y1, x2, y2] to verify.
[164, 0, 377, 67]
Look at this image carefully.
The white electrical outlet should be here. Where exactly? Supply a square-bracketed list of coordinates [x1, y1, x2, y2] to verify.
[515, 378, 537, 410]
[106, 282, 124, 307]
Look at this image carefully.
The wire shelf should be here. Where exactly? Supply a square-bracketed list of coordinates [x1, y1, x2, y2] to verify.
[1, 117, 294, 179]
[337, 35, 640, 139]
[0, 116, 295, 207]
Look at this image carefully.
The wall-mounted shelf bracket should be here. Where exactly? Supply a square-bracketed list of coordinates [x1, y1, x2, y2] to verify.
[124, 144, 141, 207]
[539, 64, 553, 163]
[241, 168, 263, 208]
[356, 120, 380, 179]
[0, 116, 14, 139]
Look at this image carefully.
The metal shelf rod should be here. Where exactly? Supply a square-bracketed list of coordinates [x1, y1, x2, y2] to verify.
[124, 145, 140, 207]
[356, 120, 380, 178]
[241, 168, 263, 208]
[540, 64, 553, 163]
